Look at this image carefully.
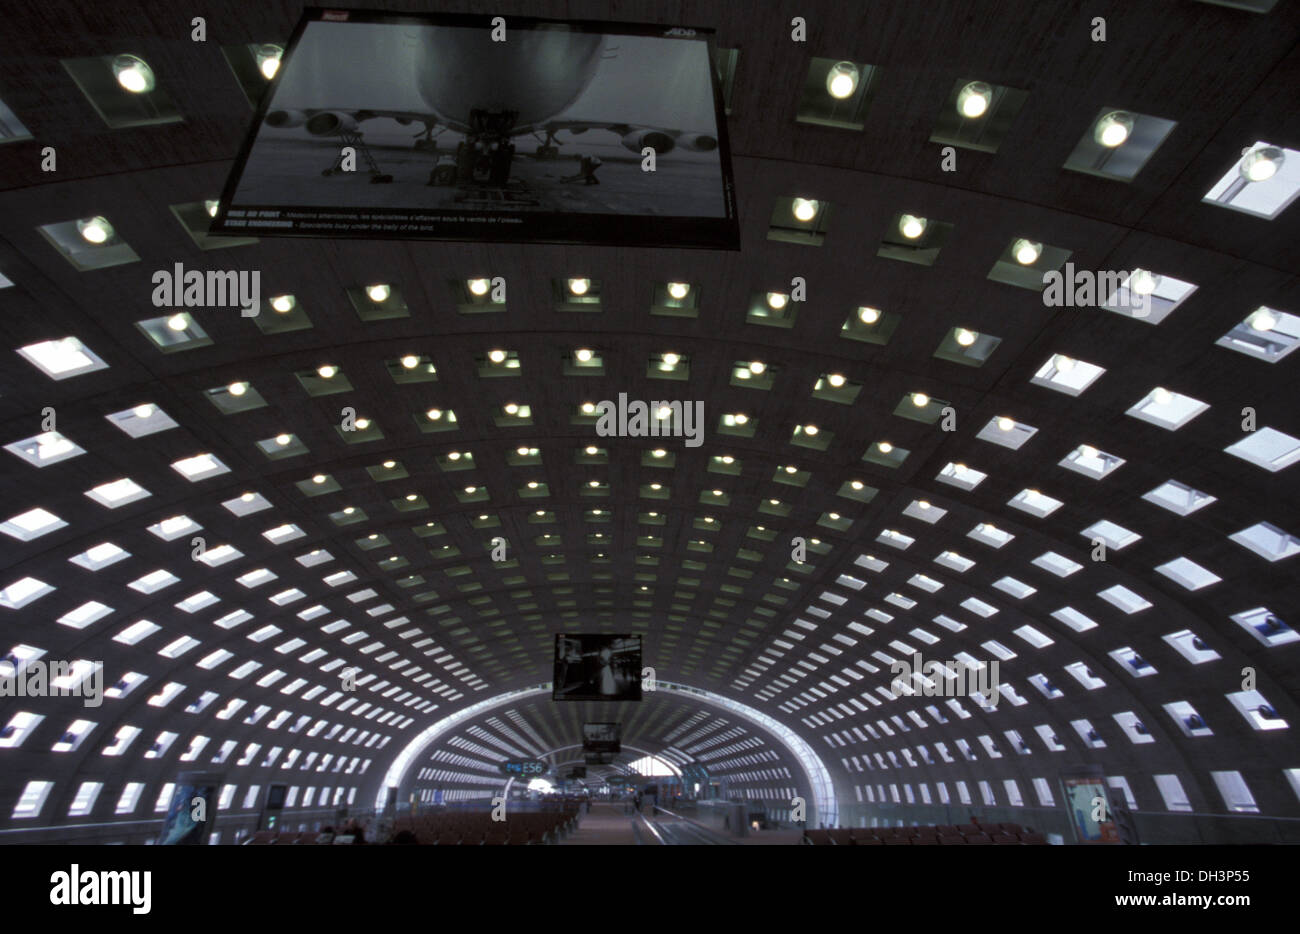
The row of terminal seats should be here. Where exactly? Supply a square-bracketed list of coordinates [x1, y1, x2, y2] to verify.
[243, 806, 582, 846]
[804, 823, 1048, 845]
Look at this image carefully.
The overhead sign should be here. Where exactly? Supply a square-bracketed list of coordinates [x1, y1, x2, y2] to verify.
[499, 759, 547, 777]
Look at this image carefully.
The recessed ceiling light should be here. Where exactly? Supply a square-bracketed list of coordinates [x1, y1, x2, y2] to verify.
[112, 54, 155, 94]
[227, 381, 247, 396]
[732, 413, 748, 425]
[784, 465, 797, 474]
[76, 216, 113, 244]
[721, 455, 734, 464]
[405, 494, 418, 502]
[1240, 146, 1284, 183]
[858, 306, 881, 324]
[1054, 354, 1075, 371]
[588, 480, 600, 488]
[1013, 239, 1042, 265]
[899, 215, 926, 239]
[766, 292, 787, 310]
[878, 442, 893, 453]
[662, 352, 680, 366]
[166, 314, 188, 331]
[568, 278, 590, 295]
[354, 418, 370, 429]
[1128, 269, 1160, 296]
[792, 198, 819, 222]
[468, 278, 490, 296]
[366, 284, 391, 303]
[957, 81, 992, 118]
[316, 365, 337, 379]
[382, 460, 396, 469]
[447, 451, 461, 460]
[996, 416, 1016, 431]
[1094, 110, 1134, 148]
[528, 482, 539, 490]
[275, 433, 291, 446]
[581, 402, 596, 414]
[400, 354, 419, 368]
[464, 486, 476, 494]
[1152, 387, 1174, 406]
[827, 373, 846, 387]
[667, 281, 690, 300]
[825, 61, 859, 99]
[911, 392, 929, 407]
[503, 403, 519, 415]
[488, 349, 506, 363]
[1249, 307, 1277, 331]
[426, 408, 442, 420]
[241, 492, 255, 502]
[652, 449, 667, 458]
[312, 474, 326, 484]
[955, 328, 977, 346]
[575, 348, 594, 362]
[803, 424, 819, 436]
[851, 480, 864, 490]
[270, 294, 294, 313]
[256, 44, 283, 80]
[204, 199, 220, 218]
[585, 446, 599, 455]
[133, 404, 153, 419]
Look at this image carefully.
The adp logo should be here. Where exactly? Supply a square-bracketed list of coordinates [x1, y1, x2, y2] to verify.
[665, 27, 696, 36]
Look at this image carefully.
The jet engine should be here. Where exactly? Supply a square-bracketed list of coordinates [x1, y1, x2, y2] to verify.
[621, 129, 675, 155]
[264, 109, 307, 128]
[674, 133, 718, 152]
[303, 112, 360, 136]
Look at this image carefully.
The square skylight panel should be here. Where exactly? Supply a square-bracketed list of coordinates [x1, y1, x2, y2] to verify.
[61, 53, 183, 128]
[768, 196, 830, 246]
[1203, 143, 1300, 219]
[1126, 388, 1208, 430]
[85, 477, 150, 509]
[968, 523, 1014, 548]
[0, 577, 54, 610]
[58, 600, 112, 629]
[37, 218, 140, 270]
[1155, 558, 1222, 590]
[148, 515, 200, 541]
[1230, 522, 1299, 561]
[1, 507, 67, 541]
[1063, 108, 1176, 181]
[1083, 520, 1141, 550]
[976, 415, 1036, 449]
[1217, 307, 1300, 362]
[171, 453, 229, 482]
[1143, 480, 1217, 516]
[69, 542, 129, 571]
[1030, 354, 1105, 395]
[988, 238, 1071, 291]
[1009, 488, 1063, 517]
[1224, 427, 1300, 471]
[105, 403, 177, 437]
[5, 431, 85, 467]
[878, 214, 953, 266]
[796, 58, 879, 130]
[935, 462, 985, 490]
[1100, 269, 1197, 324]
[136, 313, 213, 353]
[933, 327, 1001, 366]
[169, 199, 259, 251]
[1060, 444, 1125, 479]
[1099, 585, 1152, 614]
[17, 337, 108, 380]
[1033, 551, 1083, 577]
[1230, 607, 1296, 647]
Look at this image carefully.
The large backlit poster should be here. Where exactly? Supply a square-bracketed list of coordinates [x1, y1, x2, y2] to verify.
[1061, 770, 1120, 844]
[157, 771, 223, 845]
[211, 8, 739, 249]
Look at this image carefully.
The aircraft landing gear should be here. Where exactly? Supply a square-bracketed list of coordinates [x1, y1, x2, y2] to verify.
[322, 130, 391, 182]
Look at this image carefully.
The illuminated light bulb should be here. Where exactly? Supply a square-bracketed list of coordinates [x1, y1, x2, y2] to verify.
[426, 408, 442, 421]
[257, 44, 283, 80]
[653, 449, 667, 458]
[312, 474, 326, 484]
[650, 483, 662, 490]
[241, 492, 255, 502]
[464, 486, 476, 494]
[406, 494, 418, 502]
[1080, 445, 1099, 459]
[1152, 387, 1174, 406]
[828, 513, 841, 521]
[504, 403, 519, 415]
[400, 354, 419, 368]
[383, 460, 396, 469]
[1128, 269, 1160, 296]
[589, 480, 600, 487]
[917, 501, 931, 510]
[899, 214, 926, 239]
[112, 55, 155, 93]
[1249, 308, 1277, 332]
[585, 446, 599, 455]
[733, 413, 748, 425]
[275, 433, 291, 445]
[355, 418, 370, 429]
[851, 480, 864, 490]
[770, 499, 780, 505]
[228, 381, 247, 396]
[368, 534, 378, 540]
[343, 507, 355, 515]
[878, 441, 893, 453]
[205, 199, 220, 218]
[567, 278, 590, 295]
[1094, 111, 1134, 148]
[911, 392, 929, 407]
[1013, 239, 1042, 265]
[575, 348, 594, 362]
[953, 463, 966, 474]
[828, 373, 846, 387]
[1240, 146, 1284, 183]
[517, 447, 530, 456]
[957, 81, 992, 118]
[766, 292, 787, 310]
[1054, 354, 1075, 372]
[167, 314, 188, 331]
[712, 489, 724, 497]
[749, 360, 766, 374]
[792, 198, 819, 222]
[825, 61, 859, 99]
[316, 365, 337, 379]
[667, 281, 690, 300]
[77, 216, 113, 244]
[803, 424, 819, 436]
[662, 352, 680, 367]
[535, 509, 544, 515]
[528, 482, 539, 490]
[488, 349, 506, 364]
[581, 402, 596, 414]
[858, 306, 881, 324]
[721, 456, 734, 464]
[657, 406, 672, 420]
[468, 278, 490, 296]
[271, 295, 294, 313]
[997, 416, 1015, 431]
[447, 451, 461, 460]
[955, 328, 977, 347]
[366, 284, 391, 303]
[785, 465, 798, 474]
[133, 404, 154, 419]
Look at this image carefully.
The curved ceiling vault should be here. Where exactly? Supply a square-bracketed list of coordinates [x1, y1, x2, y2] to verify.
[0, 0, 1298, 838]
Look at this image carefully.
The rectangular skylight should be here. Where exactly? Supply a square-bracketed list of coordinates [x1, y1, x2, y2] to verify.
[1032, 552, 1083, 577]
[2, 507, 67, 541]
[128, 569, 179, 594]
[1230, 522, 1300, 561]
[1098, 584, 1153, 614]
[935, 462, 986, 490]
[0, 577, 54, 610]
[105, 403, 178, 437]
[1083, 520, 1141, 550]
[1142, 479, 1216, 516]
[5, 431, 85, 467]
[57, 601, 112, 629]
[1101, 270, 1197, 324]
[17, 337, 108, 380]
[1009, 488, 1063, 517]
[171, 452, 230, 481]
[1060, 445, 1125, 479]
[1224, 427, 1300, 471]
[1229, 607, 1296, 647]
[968, 523, 1014, 548]
[976, 416, 1036, 449]
[1155, 557, 1222, 590]
[993, 577, 1036, 600]
[1217, 306, 1300, 362]
[1126, 388, 1209, 430]
[1030, 355, 1105, 395]
[1202, 142, 1300, 219]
